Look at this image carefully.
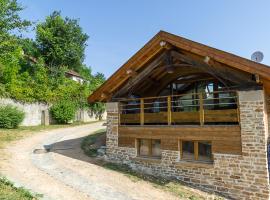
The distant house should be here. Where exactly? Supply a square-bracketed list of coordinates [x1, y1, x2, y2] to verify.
[88, 31, 270, 199]
[65, 70, 84, 83]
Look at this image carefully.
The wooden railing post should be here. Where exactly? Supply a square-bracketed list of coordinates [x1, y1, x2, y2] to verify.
[118, 102, 121, 125]
[199, 93, 204, 126]
[140, 98, 144, 125]
[167, 96, 172, 125]
[236, 93, 240, 124]
[194, 141, 199, 160]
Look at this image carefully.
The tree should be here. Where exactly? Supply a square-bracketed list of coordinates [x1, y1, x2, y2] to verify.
[0, 0, 31, 34]
[0, 0, 31, 63]
[0, 0, 31, 96]
[36, 11, 89, 72]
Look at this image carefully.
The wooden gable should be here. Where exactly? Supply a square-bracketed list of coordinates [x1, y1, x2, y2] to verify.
[88, 31, 270, 102]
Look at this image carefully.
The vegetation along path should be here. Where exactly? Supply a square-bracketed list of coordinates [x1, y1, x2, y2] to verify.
[0, 122, 187, 200]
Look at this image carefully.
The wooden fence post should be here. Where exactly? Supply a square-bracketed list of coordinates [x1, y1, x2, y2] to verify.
[118, 102, 121, 125]
[194, 141, 199, 160]
[199, 93, 204, 126]
[140, 98, 144, 125]
[167, 96, 172, 125]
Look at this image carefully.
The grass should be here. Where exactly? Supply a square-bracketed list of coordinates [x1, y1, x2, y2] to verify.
[81, 130, 223, 200]
[81, 129, 106, 157]
[0, 177, 42, 200]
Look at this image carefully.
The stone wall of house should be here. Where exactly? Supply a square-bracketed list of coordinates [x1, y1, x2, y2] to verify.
[0, 98, 50, 126]
[105, 90, 270, 199]
[265, 93, 270, 177]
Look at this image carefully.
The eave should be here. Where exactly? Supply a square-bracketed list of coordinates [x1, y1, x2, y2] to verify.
[88, 31, 270, 103]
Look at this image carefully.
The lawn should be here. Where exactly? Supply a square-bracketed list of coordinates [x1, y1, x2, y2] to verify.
[81, 131, 223, 200]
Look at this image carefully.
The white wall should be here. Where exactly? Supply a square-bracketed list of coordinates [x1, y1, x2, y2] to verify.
[75, 109, 107, 122]
[0, 98, 107, 126]
[0, 98, 50, 126]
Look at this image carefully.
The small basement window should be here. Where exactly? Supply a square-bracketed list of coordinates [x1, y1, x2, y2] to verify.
[180, 140, 212, 163]
[137, 139, 161, 158]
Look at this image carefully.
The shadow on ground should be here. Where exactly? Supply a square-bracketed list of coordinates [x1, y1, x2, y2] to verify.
[45, 136, 105, 165]
[44, 134, 225, 199]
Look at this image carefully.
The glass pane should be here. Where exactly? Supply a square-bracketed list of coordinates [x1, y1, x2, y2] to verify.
[139, 139, 149, 156]
[152, 140, 161, 157]
[182, 141, 194, 160]
[198, 141, 212, 162]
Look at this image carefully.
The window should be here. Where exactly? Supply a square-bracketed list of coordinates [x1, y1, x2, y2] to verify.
[137, 139, 161, 158]
[180, 140, 212, 163]
[182, 141, 194, 160]
[198, 141, 212, 162]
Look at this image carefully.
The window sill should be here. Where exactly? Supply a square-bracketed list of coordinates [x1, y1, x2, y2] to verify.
[174, 160, 213, 168]
[132, 156, 161, 164]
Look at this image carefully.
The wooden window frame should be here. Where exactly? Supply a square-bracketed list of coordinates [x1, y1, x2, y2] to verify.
[179, 140, 213, 162]
[136, 138, 161, 159]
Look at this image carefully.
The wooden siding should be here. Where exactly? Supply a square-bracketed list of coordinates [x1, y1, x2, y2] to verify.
[120, 109, 238, 124]
[118, 125, 241, 154]
[204, 109, 238, 123]
[171, 112, 200, 123]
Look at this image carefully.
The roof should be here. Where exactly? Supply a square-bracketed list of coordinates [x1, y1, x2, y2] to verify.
[65, 70, 82, 78]
[88, 31, 270, 102]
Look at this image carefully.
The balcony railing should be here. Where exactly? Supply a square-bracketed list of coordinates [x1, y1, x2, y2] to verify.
[118, 91, 239, 126]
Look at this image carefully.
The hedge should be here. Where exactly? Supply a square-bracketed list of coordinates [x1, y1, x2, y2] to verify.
[0, 105, 25, 128]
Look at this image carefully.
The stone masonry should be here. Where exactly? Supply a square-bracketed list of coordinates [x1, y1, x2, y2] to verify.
[105, 90, 270, 200]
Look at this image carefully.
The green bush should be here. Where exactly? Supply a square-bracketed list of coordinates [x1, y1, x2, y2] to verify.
[50, 101, 76, 124]
[0, 105, 25, 129]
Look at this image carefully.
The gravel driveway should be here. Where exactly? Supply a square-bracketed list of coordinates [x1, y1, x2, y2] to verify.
[0, 122, 179, 200]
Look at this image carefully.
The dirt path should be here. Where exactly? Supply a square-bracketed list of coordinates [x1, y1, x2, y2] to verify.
[0, 122, 179, 200]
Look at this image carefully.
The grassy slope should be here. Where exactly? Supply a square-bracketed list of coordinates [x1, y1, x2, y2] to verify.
[0, 177, 41, 200]
[81, 129, 106, 157]
[81, 131, 223, 200]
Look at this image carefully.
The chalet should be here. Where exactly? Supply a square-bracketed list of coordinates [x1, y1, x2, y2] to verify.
[65, 70, 84, 83]
[88, 31, 270, 199]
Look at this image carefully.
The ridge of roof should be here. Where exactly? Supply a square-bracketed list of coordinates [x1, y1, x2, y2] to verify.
[65, 70, 82, 78]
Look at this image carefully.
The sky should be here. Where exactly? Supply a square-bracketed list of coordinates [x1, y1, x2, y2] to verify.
[18, 0, 270, 78]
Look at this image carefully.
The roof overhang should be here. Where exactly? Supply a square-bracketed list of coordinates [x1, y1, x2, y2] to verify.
[88, 31, 270, 102]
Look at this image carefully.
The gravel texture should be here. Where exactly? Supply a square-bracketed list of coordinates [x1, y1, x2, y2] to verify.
[0, 122, 179, 200]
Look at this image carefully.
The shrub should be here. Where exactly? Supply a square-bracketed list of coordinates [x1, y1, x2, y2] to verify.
[0, 105, 25, 128]
[89, 102, 105, 120]
[50, 101, 76, 124]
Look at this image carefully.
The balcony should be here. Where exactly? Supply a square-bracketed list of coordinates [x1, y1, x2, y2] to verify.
[119, 91, 239, 126]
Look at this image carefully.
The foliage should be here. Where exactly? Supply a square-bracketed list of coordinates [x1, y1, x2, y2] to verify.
[36, 11, 89, 71]
[0, 105, 25, 128]
[0, 0, 31, 34]
[89, 102, 106, 120]
[50, 101, 76, 124]
[0, 0, 31, 73]
[0, 177, 41, 200]
[0, 1, 106, 122]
